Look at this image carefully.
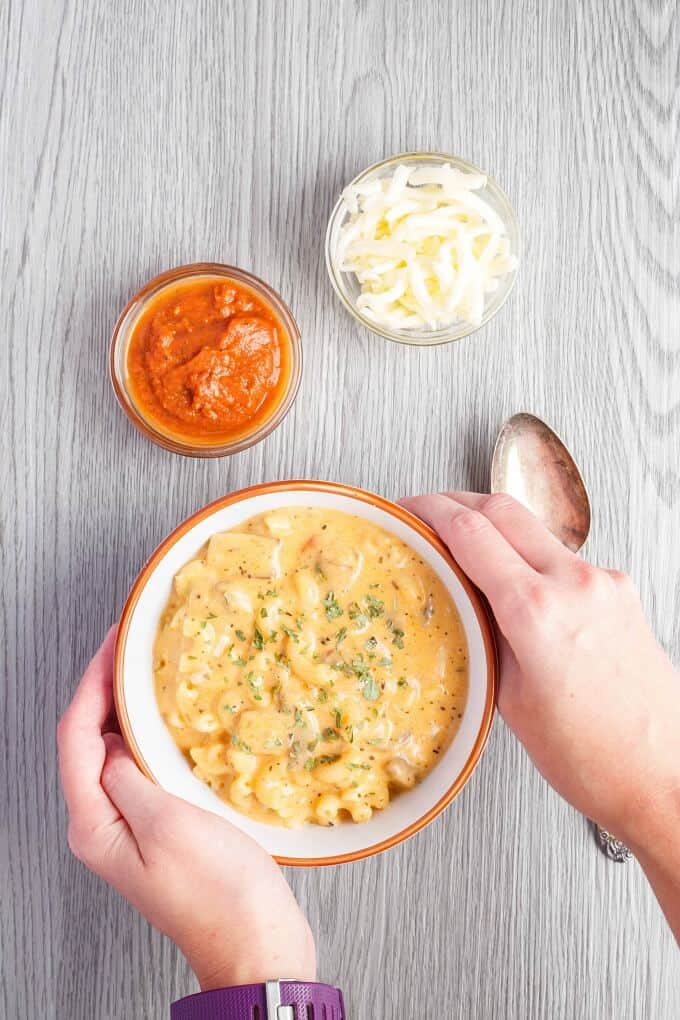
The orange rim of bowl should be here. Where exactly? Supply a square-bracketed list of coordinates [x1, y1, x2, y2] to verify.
[114, 480, 498, 866]
[108, 263, 303, 458]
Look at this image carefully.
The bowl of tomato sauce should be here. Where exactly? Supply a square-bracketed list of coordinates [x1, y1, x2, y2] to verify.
[110, 264, 302, 457]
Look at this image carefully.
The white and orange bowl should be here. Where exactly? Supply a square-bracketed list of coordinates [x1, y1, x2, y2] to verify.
[114, 480, 498, 866]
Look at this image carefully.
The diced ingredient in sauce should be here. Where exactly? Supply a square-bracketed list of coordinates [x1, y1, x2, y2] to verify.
[154, 506, 469, 827]
[337, 163, 518, 330]
[126, 276, 292, 444]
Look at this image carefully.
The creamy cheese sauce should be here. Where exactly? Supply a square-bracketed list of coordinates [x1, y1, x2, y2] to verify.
[154, 507, 468, 827]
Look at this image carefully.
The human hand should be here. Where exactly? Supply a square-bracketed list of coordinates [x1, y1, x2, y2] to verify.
[57, 627, 316, 991]
[401, 492, 680, 851]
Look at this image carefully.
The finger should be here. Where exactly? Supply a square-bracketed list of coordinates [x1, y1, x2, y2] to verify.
[443, 491, 574, 573]
[65, 733, 146, 873]
[101, 736, 255, 861]
[103, 705, 122, 735]
[494, 631, 520, 724]
[57, 625, 120, 829]
[400, 493, 535, 613]
[100, 732, 168, 839]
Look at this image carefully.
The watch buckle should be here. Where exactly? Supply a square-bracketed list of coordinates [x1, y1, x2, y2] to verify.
[265, 980, 295, 1020]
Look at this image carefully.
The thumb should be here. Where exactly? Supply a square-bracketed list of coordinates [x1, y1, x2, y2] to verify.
[101, 733, 167, 833]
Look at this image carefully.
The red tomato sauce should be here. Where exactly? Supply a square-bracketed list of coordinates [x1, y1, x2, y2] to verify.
[126, 277, 292, 444]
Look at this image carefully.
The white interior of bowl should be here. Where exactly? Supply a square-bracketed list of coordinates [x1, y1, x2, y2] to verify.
[122, 488, 491, 861]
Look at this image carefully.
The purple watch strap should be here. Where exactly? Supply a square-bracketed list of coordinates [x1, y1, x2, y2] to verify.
[171, 980, 345, 1020]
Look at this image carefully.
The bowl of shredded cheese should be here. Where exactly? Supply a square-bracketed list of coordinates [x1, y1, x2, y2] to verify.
[325, 152, 520, 345]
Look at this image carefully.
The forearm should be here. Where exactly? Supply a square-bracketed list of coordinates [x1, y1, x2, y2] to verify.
[629, 787, 680, 945]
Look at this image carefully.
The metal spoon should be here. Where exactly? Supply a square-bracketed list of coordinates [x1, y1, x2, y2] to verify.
[490, 412, 632, 863]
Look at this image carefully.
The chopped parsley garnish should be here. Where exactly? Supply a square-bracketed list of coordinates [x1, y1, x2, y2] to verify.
[295, 616, 305, 630]
[365, 594, 384, 618]
[334, 708, 342, 728]
[314, 563, 326, 580]
[307, 739, 318, 752]
[347, 761, 371, 771]
[348, 602, 368, 625]
[231, 734, 252, 753]
[379, 656, 392, 668]
[391, 628, 405, 650]
[222, 704, 237, 713]
[246, 672, 262, 701]
[235, 629, 247, 642]
[317, 689, 329, 703]
[264, 588, 278, 597]
[351, 655, 369, 676]
[306, 754, 340, 770]
[260, 608, 268, 618]
[322, 727, 339, 740]
[253, 627, 265, 650]
[323, 592, 343, 621]
[364, 636, 378, 652]
[274, 652, 290, 667]
[331, 660, 354, 677]
[264, 737, 283, 750]
[361, 675, 380, 701]
[335, 626, 348, 646]
[294, 708, 305, 728]
[350, 656, 380, 699]
[207, 612, 217, 619]
[397, 678, 409, 688]
[281, 625, 299, 642]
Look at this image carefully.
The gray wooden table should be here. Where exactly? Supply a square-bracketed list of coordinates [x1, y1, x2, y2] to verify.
[2, 1, 679, 1017]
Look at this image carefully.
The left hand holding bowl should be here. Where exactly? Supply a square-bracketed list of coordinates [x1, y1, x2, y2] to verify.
[57, 626, 316, 990]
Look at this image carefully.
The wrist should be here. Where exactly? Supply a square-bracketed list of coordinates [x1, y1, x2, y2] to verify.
[185, 925, 317, 992]
[618, 770, 680, 864]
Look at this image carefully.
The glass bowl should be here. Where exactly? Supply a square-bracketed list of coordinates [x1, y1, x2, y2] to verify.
[109, 263, 302, 458]
[325, 151, 520, 347]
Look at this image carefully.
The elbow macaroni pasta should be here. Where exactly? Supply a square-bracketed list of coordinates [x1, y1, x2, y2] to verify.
[154, 507, 468, 827]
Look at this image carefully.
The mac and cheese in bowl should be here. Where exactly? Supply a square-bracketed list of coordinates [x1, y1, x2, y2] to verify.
[154, 507, 469, 827]
[115, 481, 497, 864]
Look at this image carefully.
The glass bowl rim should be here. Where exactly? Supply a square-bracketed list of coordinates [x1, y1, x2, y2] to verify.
[324, 150, 521, 347]
[109, 262, 303, 458]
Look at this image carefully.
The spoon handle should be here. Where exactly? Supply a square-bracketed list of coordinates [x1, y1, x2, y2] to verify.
[594, 824, 632, 862]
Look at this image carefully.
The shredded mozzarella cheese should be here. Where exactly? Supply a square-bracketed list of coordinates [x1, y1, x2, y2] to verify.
[337, 163, 518, 330]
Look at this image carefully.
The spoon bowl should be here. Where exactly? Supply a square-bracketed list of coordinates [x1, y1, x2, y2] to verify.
[490, 412, 591, 552]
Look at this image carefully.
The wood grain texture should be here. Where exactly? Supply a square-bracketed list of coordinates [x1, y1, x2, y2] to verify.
[2, 0, 679, 1016]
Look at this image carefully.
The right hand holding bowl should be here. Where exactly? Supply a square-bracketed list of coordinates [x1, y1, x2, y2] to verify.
[401, 492, 680, 860]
